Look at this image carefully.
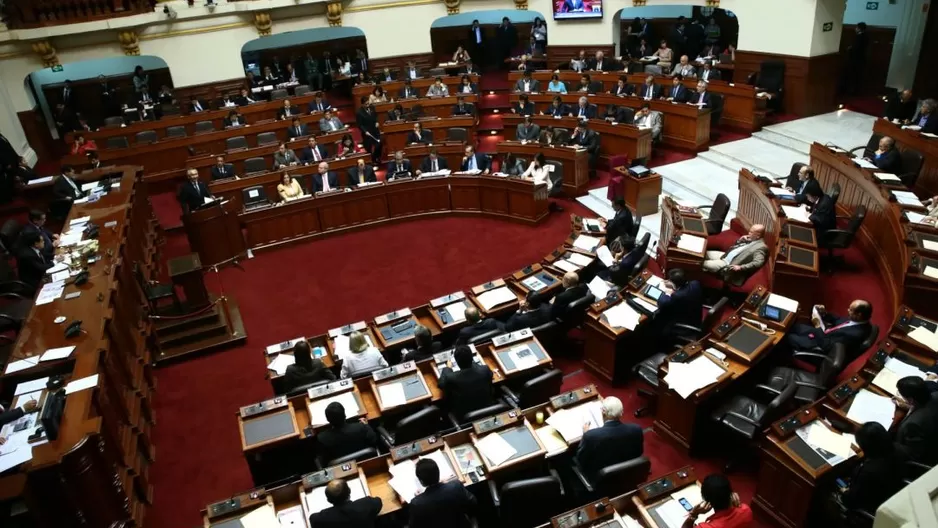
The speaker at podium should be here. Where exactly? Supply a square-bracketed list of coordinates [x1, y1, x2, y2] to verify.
[182, 198, 247, 268]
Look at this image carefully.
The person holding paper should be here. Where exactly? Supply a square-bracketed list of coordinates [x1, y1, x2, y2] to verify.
[456, 307, 504, 345]
[600, 235, 644, 286]
[682, 474, 751, 528]
[439, 345, 494, 419]
[785, 300, 873, 359]
[552, 272, 589, 319]
[575, 396, 643, 480]
[863, 136, 901, 174]
[18, 210, 56, 261]
[601, 198, 634, 245]
[339, 331, 388, 378]
[506, 291, 553, 331]
[786, 165, 821, 204]
[15, 230, 55, 290]
[633, 103, 663, 143]
[283, 341, 334, 393]
[409, 458, 477, 528]
[836, 422, 906, 514]
[804, 188, 836, 236]
[0, 399, 38, 430]
[177, 168, 213, 213]
[655, 268, 703, 342]
[308, 478, 383, 527]
[894, 376, 938, 465]
[316, 402, 379, 463]
[701, 224, 768, 286]
[402, 325, 441, 362]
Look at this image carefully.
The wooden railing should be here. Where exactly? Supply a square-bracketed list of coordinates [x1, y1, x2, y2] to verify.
[2, 0, 156, 29]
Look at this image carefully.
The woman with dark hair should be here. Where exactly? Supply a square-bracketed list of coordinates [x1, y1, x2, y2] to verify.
[838, 422, 906, 513]
[132, 65, 149, 94]
[388, 103, 405, 121]
[532, 17, 547, 53]
[501, 153, 525, 177]
[368, 85, 388, 104]
[283, 341, 334, 392]
[337, 133, 364, 158]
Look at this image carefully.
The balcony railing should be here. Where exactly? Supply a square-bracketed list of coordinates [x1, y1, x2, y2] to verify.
[2, 0, 157, 29]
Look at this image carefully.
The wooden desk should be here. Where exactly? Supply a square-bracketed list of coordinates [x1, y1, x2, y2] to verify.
[889, 304, 938, 358]
[508, 93, 711, 151]
[582, 289, 650, 383]
[489, 335, 552, 378]
[657, 197, 708, 276]
[615, 166, 662, 216]
[382, 116, 476, 155]
[496, 140, 590, 195]
[403, 142, 466, 173]
[501, 114, 652, 162]
[632, 466, 699, 527]
[468, 278, 523, 319]
[351, 75, 479, 111]
[872, 118, 938, 197]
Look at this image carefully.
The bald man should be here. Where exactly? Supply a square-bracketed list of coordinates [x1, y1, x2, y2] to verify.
[308, 479, 383, 527]
[865, 136, 901, 174]
[786, 300, 873, 359]
[702, 224, 768, 286]
[456, 306, 505, 345]
[552, 271, 589, 319]
[885, 89, 917, 123]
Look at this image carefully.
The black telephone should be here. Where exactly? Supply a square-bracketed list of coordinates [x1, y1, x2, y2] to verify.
[65, 320, 83, 338]
[73, 270, 90, 286]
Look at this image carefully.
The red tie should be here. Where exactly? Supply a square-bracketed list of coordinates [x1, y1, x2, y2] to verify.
[824, 321, 853, 334]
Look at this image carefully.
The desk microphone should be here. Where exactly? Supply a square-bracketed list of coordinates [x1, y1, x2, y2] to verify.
[741, 317, 769, 332]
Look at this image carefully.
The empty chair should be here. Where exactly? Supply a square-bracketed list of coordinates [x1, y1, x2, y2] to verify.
[429, 67, 446, 77]
[572, 456, 651, 499]
[765, 343, 847, 405]
[711, 381, 796, 442]
[165, 126, 187, 138]
[501, 369, 562, 409]
[270, 89, 288, 100]
[293, 84, 311, 97]
[106, 136, 129, 149]
[699, 193, 731, 235]
[850, 133, 882, 160]
[819, 204, 865, 272]
[160, 103, 181, 117]
[898, 149, 924, 188]
[376, 405, 446, 447]
[467, 329, 501, 345]
[135, 130, 158, 145]
[321, 446, 378, 468]
[488, 472, 565, 527]
[256, 131, 278, 146]
[226, 136, 248, 151]
[194, 120, 214, 134]
[102, 116, 124, 128]
[452, 401, 511, 428]
[619, 106, 635, 123]
[242, 185, 268, 208]
[133, 262, 181, 313]
[554, 127, 570, 145]
[447, 127, 468, 142]
[709, 93, 724, 127]
[243, 157, 268, 175]
[755, 60, 785, 110]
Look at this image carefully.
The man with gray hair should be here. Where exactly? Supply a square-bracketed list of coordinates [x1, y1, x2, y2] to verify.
[909, 98, 937, 133]
[575, 396, 644, 479]
[865, 135, 901, 174]
[702, 224, 768, 286]
[386, 150, 412, 180]
[402, 324, 441, 362]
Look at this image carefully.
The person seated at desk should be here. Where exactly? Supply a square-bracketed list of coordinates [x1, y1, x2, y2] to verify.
[70, 134, 97, 156]
[389, 103, 407, 121]
[634, 103, 663, 143]
[408, 122, 432, 145]
[552, 271, 588, 319]
[671, 55, 697, 78]
[278, 172, 305, 202]
[452, 97, 475, 117]
[283, 341, 334, 392]
[320, 109, 345, 133]
[589, 50, 620, 72]
[402, 324, 441, 362]
[506, 291, 553, 331]
[609, 75, 633, 97]
[603, 104, 630, 123]
[909, 98, 937, 133]
[0, 399, 39, 431]
[654, 39, 674, 70]
[511, 94, 535, 116]
[461, 145, 490, 174]
[570, 96, 596, 119]
[566, 50, 586, 72]
[18, 210, 57, 261]
[235, 88, 256, 106]
[427, 77, 450, 97]
[276, 99, 297, 121]
[53, 165, 85, 202]
[218, 92, 237, 109]
[805, 188, 836, 235]
[656, 268, 704, 340]
[885, 89, 917, 123]
[702, 224, 768, 286]
[543, 96, 569, 117]
[540, 126, 563, 147]
[575, 396, 643, 479]
[635, 75, 662, 101]
[273, 142, 299, 170]
[514, 70, 540, 94]
[348, 157, 377, 188]
[409, 458, 478, 528]
[387, 151, 413, 179]
[318, 401, 380, 461]
[894, 376, 938, 465]
[515, 54, 531, 72]
[301, 137, 329, 165]
[287, 117, 308, 139]
[864, 136, 901, 174]
[570, 122, 600, 168]
[224, 110, 245, 128]
[309, 92, 332, 114]
[308, 479, 382, 528]
[261, 66, 279, 85]
[633, 38, 652, 60]
[211, 156, 235, 180]
[368, 85, 389, 105]
[439, 344, 494, 417]
[787, 165, 821, 204]
[418, 147, 448, 175]
[378, 67, 397, 83]
[456, 307, 504, 345]
[546, 74, 567, 94]
[601, 198, 634, 243]
[836, 422, 906, 515]
[402, 61, 421, 81]
[312, 161, 340, 193]
[157, 85, 174, 106]
[501, 153, 526, 176]
[516, 116, 541, 142]
[576, 74, 599, 94]
[786, 300, 873, 359]
[688, 81, 712, 108]
[340, 331, 388, 378]
[188, 96, 208, 114]
[665, 76, 690, 103]
[337, 134, 364, 158]
[15, 231, 55, 291]
[399, 79, 419, 99]
[521, 153, 559, 199]
[177, 168, 213, 213]
[699, 60, 721, 82]
[682, 474, 752, 528]
[600, 235, 644, 286]
[86, 151, 103, 171]
[457, 75, 477, 95]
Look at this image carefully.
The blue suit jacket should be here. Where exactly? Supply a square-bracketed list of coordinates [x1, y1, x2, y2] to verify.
[656, 280, 703, 331]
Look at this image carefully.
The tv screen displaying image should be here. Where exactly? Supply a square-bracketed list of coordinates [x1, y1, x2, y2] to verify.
[553, 0, 603, 19]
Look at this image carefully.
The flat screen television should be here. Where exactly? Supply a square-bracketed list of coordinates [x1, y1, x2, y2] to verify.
[552, 0, 603, 19]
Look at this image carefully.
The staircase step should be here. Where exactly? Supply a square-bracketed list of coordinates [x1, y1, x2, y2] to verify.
[154, 308, 220, 337]
[155, 299, 248, 364]
[157, 317, 229, 350]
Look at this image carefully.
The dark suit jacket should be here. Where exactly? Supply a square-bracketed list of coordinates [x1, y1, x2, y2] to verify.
[512, 102, 535, 116]
[287, 124, 309, 138]
[283, 360, 335, 394]
[699, 68, 722, 82]
[545, 103, 569, 117]
[841, 452, 907, 512]
[552, 284, 589, 319]
[787, 316, 871, 356]
[53, 175, 84, 200]
[506, 304, 553, 331]
[636, 84, 662, 100]
[589, 59, 621, 72]
[178, 180, 213, 212]
[402, 342, 442, 363]
[301, 145, 329, 164]
[419, 157, 449, 173]
[571, 129, 600, 153]
[809, 194, 837, 234]
[666, 84, 689, 102]
[409, 481, 477, 528]
[377, 72, 397, 82]
[386, 160, 413, 176]
[610, 84, 634, 97]
[576, 420, 644, 479]
[19, 223, 54, 260]
[398, 86, 419, 99]
[439, 363, 494, 418]
[570, 104, 597, 119]
[895, 398, 938, 465]
[607, 247, 645, 287]
[316, 422, 378, 463]
[308, 99, 332, 113]
[312, 172, 340, 192]
[235, 95, 257, 106]
[871, 149, 902, 174]
[308, 496, 383, 528]
[655, 280, 703, 335]
[407, 131, 431, 145]
[211, 164, 235, 180]
[452, 104, 475, 116]
[688, 91, 712, 108]
[460, 154, 490, 172]
[277, 107, 299, 120]
[224, 115, 245, 128]
[915, 113, 938, 134]
[456, 319, 504, 345]
[0, 407, 26, 428]
[605, 208, 634, 243]
[793, 178, 822, 204]
[348, 166, 377, 187]
[15, 247, 52, 289]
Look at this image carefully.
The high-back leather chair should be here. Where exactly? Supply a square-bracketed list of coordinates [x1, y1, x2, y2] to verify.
[819, 204, 865, 271]
[766, 343, 847, 404]
[270, 89, 289, 100]
[488, 473, 565, 527]
[226, 136, 248, 151]
[135, 130, 157, 145]
[455, 402, 511, 428]
[899, 149, 924, 188]
[699, 193, 731, 235]
[709, 93, 724, 127]
[545, 160, 564, 197]
[256, 132, 278, 146]
[572, 456, 651, 499]
[294, 85, 311, 97]
[376, 405, 444, 447]
[829, 182, 841, 207]
[785, 162, 808, 189]
[166, 125, 187, 138]
[103, 116, 124, 128]
[106, 136, 129, 149]
[711, 381, 796, 440]
[195, 120, 214, 134]
[244, 157, 268, 175]
[618, 106, 635, 123]
[323, 446, 378, 468]
[501, 368, 562, 409]
[850, 134, 882, 160]
[630, 215, 642, 238]
[448, 127, 468, 142]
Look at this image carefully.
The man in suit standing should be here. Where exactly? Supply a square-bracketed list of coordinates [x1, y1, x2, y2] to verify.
[53, 165, 85, 201]
[319, 109, 344, 133]
[348, 158, 377, 188]
[317, 402, 379, 462]
[15, 231, 54, 291]
[552, 271, 589, 319]
[894, 376, 938, 465]
[409, 458, 477, 528]
[386, 151, 412, 179]
[655, 268, 703, 343]
[356, 103, 382, 164]
[308, 479, 382, 528]
[496, 17, 518, 66]
[461, 145, 490, 174]
[312, 161, 339, 193]
[702, 224, 768, 286]
[210, 156, 235, 180]
[601, 198, 634, 244]
[806, 189, 836, 236]
[506, 291, 553, 331]
[516, 116, 541, 142]
[301, 137, 328, 165]
[19, 210, 56, 261]
[308, 92, 332, 114]
[865, 136, 901, 174]
[286, 117, 308, 139]
[456, 307, 504, 344]
[689, 81, 712, 108]
[61, 79, 75, 110]
[452, 97, 475, 117]
[787, 165, 822, 204]
[636, 75, 661, 101]
[785, 300, 873, 358]
[417, 148, 448, 176]
[514, 70, 540, 93]
[439, 345, 494, 418]
[178, 168, 213, 213]
[273, 142, 299, 170]
[909, 99, 937, 133]
[575, 396, 643, 479]
[468, 20, 484, 67]
[633, 103, 663, 143]
[665, 76, 688, 103]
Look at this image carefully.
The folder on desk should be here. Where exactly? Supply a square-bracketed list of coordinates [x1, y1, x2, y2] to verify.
[567, 252, 593, 267]
[477, 432, 518, 467]
[893, 190, 923, 207]
[725, 324, 771, 356]
[675, 233, 705, 253]
[603, 302, 641, 330]
[444, 302, 468, 322]
[242, 410, 296, 448]
[782, 204, 812, 224]
[555, 259, 580, 273]
[476, 287, 516, 311]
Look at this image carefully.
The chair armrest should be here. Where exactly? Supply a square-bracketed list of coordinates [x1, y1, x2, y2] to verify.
[0, 292, 28, 300]
[703, 218, 724, 230]
[376, 425, 394, 449]
[723, 411, 762, 427]
[753, 383, 783, 397]
[0, 281, 35, 295]
[792, 350, 831, 363]
[704, 296, 730, 318]
[550, 468, 566, 496]
[792, 379, 827, 391]
[500, 385, 520, 407]
[697, 205, 713, 211]
[791, 345, 825, 356]
[672, 323, 703, 335]
[446, 412, 462, 430]
[849, 146, 866, 156]
[570, 462, 594, 493]
[488, 479, 501, 508]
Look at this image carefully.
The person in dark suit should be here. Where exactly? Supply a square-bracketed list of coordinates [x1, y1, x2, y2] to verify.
[571, 122, 601, 169]
[223, 110, 245, 128]
[894, 376, 938, 465]
[19, 210, 56, 261]
[456, 75, 478, 95]
[286, 117, 308, 139]
[885, 89, 917, 122]
[655, 268, 703, 343]
[460, 145, 490, 174]
[665, 76, 689, 103]
[909, 99, 937, 133]
[785, 300, 873, 358]
[53, 165, 85, 201]
[699, 61, 721, 82]
[347, 158, 377, 188]
[312, 161, 340, 193]
[210, 156, 235, 181]
[316, 401, 378, 463]
[439, 345, 494, 418]
[806, 188, 836, 235]
[401, 61, 422, 81]
[575, 396, 643, 479]
[276, 99, 298, 121]
[308, 479, 382, 528]
[398, 79, 419, 99]
[417, 148, 448, 175]
[837, 422, 906, 513]
[514, 70, 541, 93]
[506, 291, 553, 331]
[235, 88, 256, 106]
[589, 51, 620, 72]
[601, 235, 645, 286]
[16, 230, 56, 290]
[301, 137, 329, 165]
[609, 76, 634, 97]
[388, 104, 406, 121]
[273, 142, 300, 170]
[377, 67, 396, 83]
[456, 307, 504, 345]
[543, 96, 569, 117]
[452, 97, 475, 117]
[865, 136, 902, 174]
[602, 198, 634, 244]
[178, 168, 214, 213]
[569, 96, 596, 119]
[552, 271, 589, 319]
[575, 74, 600, 94]
[407, 122, 431, 145]
[409, 458, 477, 528]
[402, 325, 442, 362]
[0, 400, 38, 430]
[635, 75, 662, 101]
[386, 151, 412, 179]
[355, 103, 382, 165]
[787, 165, 822, 204]
[516, 116, 541, 142]
[688, 81, 712, 108]
[512, 94, 535, 116]
[308, 92, 332, 114]
[283, 341, 335, 393]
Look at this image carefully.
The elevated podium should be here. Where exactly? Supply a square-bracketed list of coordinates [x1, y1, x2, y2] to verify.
[183, 198, 247, 268]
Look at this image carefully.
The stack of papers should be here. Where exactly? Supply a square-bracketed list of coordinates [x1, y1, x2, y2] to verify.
[766, 293, 799, 313]
[4, 357, 38, 374]
[802, 421, 856, 460]
[872, 357, 927, 395]
[239, 504, 279, 528]
[874, 172, 902, 182]
[603, 303, 641, 330]
[907, 211, 930, 225]
[476, 287, 516, 311]
[922, 240, 938, 252]
[476, 432, 517, 467]
[266, 353, 296, 376]
[855, 158, 878, 170]
[65, 374, 98, 394]
[545, 400, 604, 442]
[39, 345, 75, 362]
[309, 391, 361, 426]
[664, 355, 725, 399]
[782, 204, 812, 223]
[378, 382, 407, 407]
[305, 479, 365, 514]
[676, 234, 706, 253]
[14, 377, 49, 396]
[522, 276, 547, 291]
[587, 276, 614, 300]
[908, 325, 938, 352]
[572, 235, 602, 252]
[444, 302, 467, 322]
[596, 245, 615, 267]
[567, 253, 593, 267]
[769, 187, 796, 197]
[893, 190, 923, 207]
[923, 266, 938, 280]
[36, 281, 65, 306]
[509, 345, 539, 370]
[555, 260, 580, 273]
[388, 450, 456, 502]
[846, 389, 896, 429]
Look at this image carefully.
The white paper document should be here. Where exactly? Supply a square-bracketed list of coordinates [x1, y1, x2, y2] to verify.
[388, 460, 423, 503]
[846, 389, 896, 429]
[36, 282, 65, 306]
[70, 215, 91, 226]
[782, 204, 812, 223]
[509, 345, 540, 370]
[805, 422, 855, 459]
[476, 287, 516, 311]
[604, 303, 642, 330]
[893, 190, 923, 207]
[277, 504, 308, 527]
[769, 186, 795, 197]
[855, 158, 878, 169]
[874, 172, 901, 182]
[908, 325, 938, 352]
[545, 400, 604, 443]
[14, 377, 49, 396]
[923, 240, 938, 252]
[45, 261, 68, 275]
[476, 432, 517, 467]
[676, 234, 706, 253]
[27, 176, 53, 186]
[40, 345, 75, 362]
[555, 259, 580, 273]
[305, 479, 366, 514]
[872, 357, 927, 395]
[4, 357, 39, 374]
[521, 276, 547, 291]
[587, 276, 613, 300]
[240, 504, 280, 528]
[923, 266, 938, 280]
[907, 211, 929, 225]
[379, 382, 407, 407]
[655, 499, 692, 528]
[309, 392, 361, 426]
[572, 235, 602, 252]
[596, 245, 615, 267]
[664, 355, 725, 399]
[567, 252, 593, 267]
[266, 353, 295, 376]
[0, 446, 33, 474]
[444, 302, 467, 322]
[65, 374, 99, 394]
[766, 293, 799, 314]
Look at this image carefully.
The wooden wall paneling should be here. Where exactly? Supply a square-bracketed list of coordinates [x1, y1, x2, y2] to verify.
[430, 23, 533, 66]
[369, 53, 436, 77]
[734, 50, 839, 117]
[914, 0, 938, 96]
[42, 68, 173, 124]
[18, 109, 59, 161]
[544, 45, 616, 70]
[251, 36, 368, 72]
[840, 24, 895, 96]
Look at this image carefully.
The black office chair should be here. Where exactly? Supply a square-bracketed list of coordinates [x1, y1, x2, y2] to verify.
[618, 106, 635, 124]
[501, 368, 562, 409]
[270, 89, 289, 100]
[243, 186, 269, 208]
[530, 319, 563, 357]
[448, 127, 468, 142]
[792, 324, 879, 368]
[133, 262, 181, 313]
[284, 378, 333, 398]
[244, 157, 268, 175]
[754, 60, 785, 111]
[829, 182, 842, 208]
[709, 93, 724, 129]
[765, 343, 847, 405]
[226, 136, 248, 151]
[376, 405, 446, 447]
[630, 215, 642, 239]
[103, 116, 124, 128]
[849, 134, 882, 160]
[698, 193, 731, 235]
[818, 205, 865, 272]
[555, 128, 571, 145]
[0, 284, 33, 335]
[467, 328, 502, 345]
[106, 136, 129, 149]
[256, 132, 278, 147]
[630, 253, 651, 279]
[784, 162, 808, 189]
[0, 334, 15, 373]
[134, 130, 158, 145]
[545, 160, 564, 198]
[559, 293, 595, 331]
[319, 446, 379, 469]
[166, 125, 187, 139]
[571, 456, 651, 499]
[711, 381, 796, 470]
[294, 85, 311, 97]
[450, 401, 511, 429]
[488, 472, 565, 527]
[898, 149, 924, 188]
[0, 220, 21, 255]
[195, 120, 215, 134]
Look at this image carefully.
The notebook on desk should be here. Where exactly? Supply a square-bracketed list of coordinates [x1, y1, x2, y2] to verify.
[725, 324, 771, 356]
[788, 246, 816, 268]
[496, 341, 547, 371]
[242, 410, 296, 448]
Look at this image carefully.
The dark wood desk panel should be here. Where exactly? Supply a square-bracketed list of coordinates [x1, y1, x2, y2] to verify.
[496, 140, 589, 195]
[352, 75, 480, 111]
[403, 143, 466, 172]
[317, 185, 391, 232]
[242, 198, 323, 248]
[872, 118, 938, 197]
[385, 178, 451, 217]
[479, 175, 549, 223]
[501, 115, 652, 161]
[449, 175, 482, 211]
[382, 116, 477, 156]
[372, 95, 479, 121]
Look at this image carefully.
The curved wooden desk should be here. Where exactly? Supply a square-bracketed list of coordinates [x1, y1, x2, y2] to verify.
[872, 118, 938, 197]
[495, 140, 590, 195]
[370, 94, 479, 121]
[501, 114, 652, 161]
[351, 74, 480, 111]
[380, 116, 476, 155]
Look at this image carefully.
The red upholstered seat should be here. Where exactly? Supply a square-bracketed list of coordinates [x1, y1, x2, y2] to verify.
[606, 155, 628, 201]
[706, 228, 741, 252]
